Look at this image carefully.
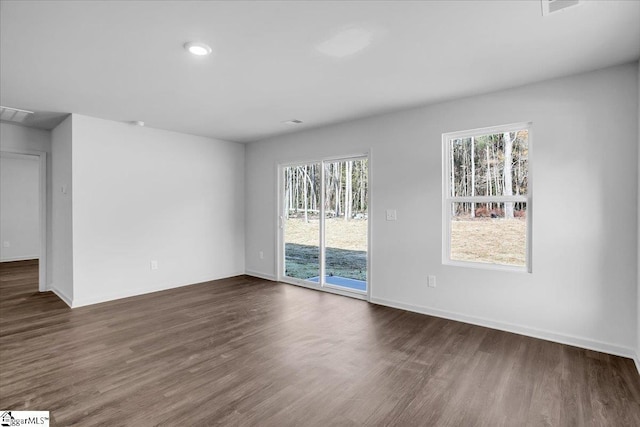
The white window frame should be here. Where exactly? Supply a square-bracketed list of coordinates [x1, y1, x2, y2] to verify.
[442, 122, 532, 273]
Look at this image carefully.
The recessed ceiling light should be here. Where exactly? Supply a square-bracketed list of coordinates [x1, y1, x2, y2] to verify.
[184, 42, 212, 56]
[283, 119, 303, 125]
[316, 27, 374, 58]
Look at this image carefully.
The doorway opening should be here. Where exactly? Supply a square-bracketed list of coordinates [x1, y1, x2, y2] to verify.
[0, 150, 47, 292]
[279, 155, 369, 299]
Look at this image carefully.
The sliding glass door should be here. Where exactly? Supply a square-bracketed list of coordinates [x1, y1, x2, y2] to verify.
[280, 156, 369, 297]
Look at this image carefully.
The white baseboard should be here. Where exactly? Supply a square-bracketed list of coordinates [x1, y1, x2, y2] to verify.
[49, 283, 72, 308]
[70, 272, 245, 308]
[245, 270, 277, 281]
[369, 296, 636, 360]
[0, 255, 39, 262]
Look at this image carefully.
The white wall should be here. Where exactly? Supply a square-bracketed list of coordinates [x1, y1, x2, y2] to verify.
[0, 154, 40, 261]
[69, 114, 245, 306]
[245, 62, 639, 356]
[637, 59, 640, 371]
[0, 122, 52, 284]
[1, 122, 51, 153]
[51, 116, 74, 303]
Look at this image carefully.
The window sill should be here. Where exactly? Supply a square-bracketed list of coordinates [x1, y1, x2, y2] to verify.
[443, 259, 531, 273]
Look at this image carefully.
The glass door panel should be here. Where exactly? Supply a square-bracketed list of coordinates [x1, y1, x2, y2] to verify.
[283, 163, 321, 282]
[323, 158, 368, 293]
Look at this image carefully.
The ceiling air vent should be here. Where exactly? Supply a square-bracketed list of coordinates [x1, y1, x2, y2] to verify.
[0, 106, 34, 123]
[542, 0, 582, 16]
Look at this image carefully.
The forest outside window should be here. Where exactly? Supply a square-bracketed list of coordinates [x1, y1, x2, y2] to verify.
[443, 123, 532, 272]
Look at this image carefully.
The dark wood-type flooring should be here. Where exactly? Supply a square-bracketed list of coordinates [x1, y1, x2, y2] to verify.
[1, 260, 639, 426]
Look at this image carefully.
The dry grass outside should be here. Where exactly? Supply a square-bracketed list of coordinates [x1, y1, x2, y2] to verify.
[451, 218, 527, 266]
[284, 217, 367, 251]
[284, 216, 526, 267]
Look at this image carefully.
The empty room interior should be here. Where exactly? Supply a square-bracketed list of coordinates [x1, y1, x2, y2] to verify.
[1, 0, 640, 425]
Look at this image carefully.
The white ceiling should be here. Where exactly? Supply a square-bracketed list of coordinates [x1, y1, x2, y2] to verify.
[1, 0, 639, 143]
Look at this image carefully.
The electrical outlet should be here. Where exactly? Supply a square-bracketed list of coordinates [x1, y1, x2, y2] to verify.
[386, 209, 397, 221]
[150, 260, 159, 270]
[428, 275, 436, 288]
[259, 251, 264, 259]
[2, 241, 9, 248]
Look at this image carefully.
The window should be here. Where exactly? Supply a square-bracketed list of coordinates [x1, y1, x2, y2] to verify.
[443, 123, 531, 272]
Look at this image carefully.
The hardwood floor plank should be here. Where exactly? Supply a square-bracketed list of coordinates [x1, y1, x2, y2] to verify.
[1, 261, 639, 426]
